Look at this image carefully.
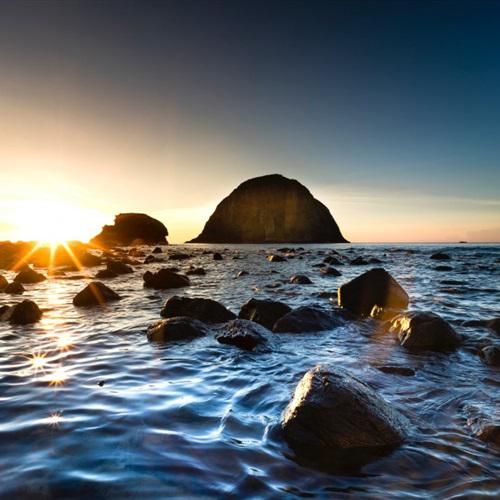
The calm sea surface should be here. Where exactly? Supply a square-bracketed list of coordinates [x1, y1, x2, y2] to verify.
[0, 243, 499, 499]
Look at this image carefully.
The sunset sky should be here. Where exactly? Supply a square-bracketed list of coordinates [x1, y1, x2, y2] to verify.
[1, 0, 499, 243]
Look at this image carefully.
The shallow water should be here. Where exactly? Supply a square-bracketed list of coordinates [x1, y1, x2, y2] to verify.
[0, 243, 499, 499]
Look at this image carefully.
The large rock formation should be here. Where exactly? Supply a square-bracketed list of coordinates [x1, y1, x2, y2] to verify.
[188, 174, 347, 243]
[91, 213, 168, 247]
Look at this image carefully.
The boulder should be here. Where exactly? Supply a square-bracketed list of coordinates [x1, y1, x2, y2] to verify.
[143, 269, 190, 289]
[238, 298, 291, 330]
[350, 256, 369, 265]
[14, 267, 46, 284]
[338, 268, 409, 316]
[146, 316, 209, 342]
[389, 311, 462, 351]
[282, 365, 409, 453]
[91, 213, 168, 247]
[152, 247, 163, 254]
[73, 281, 121, 306]
[94, 269, 119, 279]
[273, 306, 344, 333]
[188, 174, 348, 243]
[1, 300, 42, 324]
[213, 252, 223, 261]
[4, 282, 25, 294]
[160, 295, 235, 323]
[106, 261, 133, 274]
[430, 252, 451, 261]
[323, 256, 343, 266]
[479, 345, 500, 367]
[320, 267, 342, 277]
[290, 275, 312, 285]
[216, 319, 268, 350]
[267, 254, 287, 262]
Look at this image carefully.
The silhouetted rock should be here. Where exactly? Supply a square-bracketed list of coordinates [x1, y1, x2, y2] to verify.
[188, 174, 348, 243]
[147, 316, 209, 343]
[320, 267, 342, 276]
[1, 300, 42, 324]
[323, 255, 343, 266]
[144, 255, 161, 264]
[338, 268, 409, 316]
[290, 275, 312, 285]
[4, 282, 25, 294]
[152, 247, 163, 254]
[91, 213, 168, 247]
[94, 269, 119, 279]
[479, 345, 500, 367]
[160, 295, 235, 323]
[143, 269, 190, 289]
[106, 261, 133, 274]
[238, 298, 291, 330]
[282, 365, 409, 454]
[216, 319, 268, 350]
[14, 266, 46, 284]
[273, 306, 344, 333]
[267, 254, 287, 262]
[350, 256, 369, 265]
[430, 252, 451, 261]
[389, 311, 462, 351]
[169, 252, 191, 261]
[0, 275, 7, 290]
[213, 252, 223, 260]
[73, 282, 121, 306]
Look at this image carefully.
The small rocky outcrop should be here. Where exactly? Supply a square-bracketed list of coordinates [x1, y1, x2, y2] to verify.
[282, 365, 409, 454]
[91, 213, 168, 247]
[430, 252, 451, 261]
[338, 268, 409, 316]
[273, 306, 344, 333]
[106, 261, 134, 274]
[389, 311, 462, 351]
[94, 269, 119, 279]
[216, 319, 268, 350]
[1, 300, 43, 324]
[323, 256, 343, 266]
[4, 282, 25, 294]
[14, 266, 46, 284]
[238, 298, 291, 330]
[188, 174, 348, 243]
[320, 267, 341, 277]
[146, 316, 209, 343]
[160, 295, 236, 323]
[73, 282, 121, 306]
[290, 275, 312, 285]
[143, 269, 190, 289]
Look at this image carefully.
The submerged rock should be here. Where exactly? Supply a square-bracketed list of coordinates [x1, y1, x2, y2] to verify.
[479, 345, 500, 367]
[290, 275, 312, 285]
[389, 311, 462, 351]
[73, 282, 121, 306]
[375, 365, 415, 376]
[430, 252, 451, 261]
[147, 316, 209, 343]
[186, 267, 206, 276]
[188, 174, 348, 243]
[320, 266, 342, 277]
[238, 298, 291, 330]
[14, 267, 46, 284]
[216, 319, 268, 350]
[338, 268, 409, 316]
[1, 300, 42, 324]
[282, 365, 409, 453]
[267, 254, 287, 263]
[350, 256, 369, 266]
[143, 269, 190, 289]
[91, 213, 168, 247]
[273, 306, 343, 333]
[160, 295, 235, 323]
[4, 282, 25, 294]
[94, 269, 119, 279]
[323, 256, 343, 266]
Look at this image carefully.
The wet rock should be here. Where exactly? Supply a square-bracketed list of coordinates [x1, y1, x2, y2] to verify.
[146, 316, 209, 343]
[350, 256, 369, 265]
[14, 267, 46, 284]
[323, 255, 343, 266]
[290, 275, 312, 285]
[160, 295, 235, 323]
[169, 252, 191, 261]
[389, 311, 462, 351]
[338, 268, 409, 316]
[143, 269, 190, 289]
[106, 261, 133, 275]
[186, 267, 206, 276]
[320, 267, 342, 277]
[435, 265, 453, 271]
[1, 300, 43, 324]
[430, 252, 451, 261]
[0, 275, 8, 289]
[479, 345, 500, 367]
[487, 318, 500, 336]
[188, 174, 348, 243]
[375, 365, 415, 376]
[0, 305, 9, 316]
[79, 252, 103, 267]
[273, 306, 344, 333]
[465, 405, 500, 446]
[73, 281, 121, 306]
[94, 269, 119, 279]
[238, 298, 291, 330]
[4, 282, 25, 294]
[91, 213, 168, 247]
[370, 305, 403, 322]
[267, 254, 287, 262]
[216, 319, 268, 350]
[236, 270, 249, 277]
[213, 252, 223, 261]
[316, 291, 337, 300]
[282, 365, 409, 453]
[152, 247, 163, 254]
[369, 257, 383, 264]
[128, 248, 145, 258]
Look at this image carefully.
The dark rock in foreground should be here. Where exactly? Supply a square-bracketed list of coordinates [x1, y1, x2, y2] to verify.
[1, 300, 42, 324]
[338, 268, 409, 316]
[4, 282, 25, 294]
[238, 298, 291, 330]
[161, 295, 235, 323]
[147, 316, 209, 343]
[216, 319, 268, 350]
[143, 269, 190, 289]
[282, 365, 409, 454]
[73, 282, 121, 306]
[188, 174, 348, 243]
[91, 213, 168, 247]
[14, 267, 46, 284]
[273, 306, 344, 333]
[389, 311, 462, 351]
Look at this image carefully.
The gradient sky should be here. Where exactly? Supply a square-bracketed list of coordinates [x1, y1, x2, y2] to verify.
[1, 0, 499, 243]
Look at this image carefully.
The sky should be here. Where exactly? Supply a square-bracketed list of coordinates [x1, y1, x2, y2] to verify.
[0, 0, 499, 243]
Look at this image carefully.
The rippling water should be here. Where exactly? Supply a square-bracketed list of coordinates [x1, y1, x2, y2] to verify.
[1, 243, 499, 499]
